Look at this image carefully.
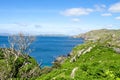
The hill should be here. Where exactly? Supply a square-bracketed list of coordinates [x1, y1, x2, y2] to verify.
[74, 29, 120, 47]
[37, 41, 120, 80]
[36, 29, 120, 80]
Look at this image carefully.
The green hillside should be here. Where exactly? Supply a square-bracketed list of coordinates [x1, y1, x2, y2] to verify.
[36, 41, 120, 80]
[36, 29, 120, 80]
[74, 29, 120, 47]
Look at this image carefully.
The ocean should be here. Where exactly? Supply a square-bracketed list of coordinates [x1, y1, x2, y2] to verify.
[0, 36, 84, 67]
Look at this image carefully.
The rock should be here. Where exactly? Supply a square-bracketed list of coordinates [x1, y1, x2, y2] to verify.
[70, 55, 76, 63]
[82, 47, 93, 54]
[53, 55, 66, 64]
[69, 51, 74, 56]
[113, 48, 120, 53]
[70, 67, 78, 78]
[77, 49, 85, 57]
[87, 47, 93, 52]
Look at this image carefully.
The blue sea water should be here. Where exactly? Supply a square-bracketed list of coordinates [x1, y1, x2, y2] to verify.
[0, 36, 84, 67]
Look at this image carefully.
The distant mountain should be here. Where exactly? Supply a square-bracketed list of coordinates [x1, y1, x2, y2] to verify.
[36, 34, 69, 37]
[74, 29, 120, 39]
[0, 33, 10, 36]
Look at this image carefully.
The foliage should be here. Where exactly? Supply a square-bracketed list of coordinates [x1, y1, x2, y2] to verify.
[75, 29, 120, 47]
[37, 42, 120, 80]
[1, 29, 120, 79]
[0, 48, 41, 79]
[0, 33, 41, 80]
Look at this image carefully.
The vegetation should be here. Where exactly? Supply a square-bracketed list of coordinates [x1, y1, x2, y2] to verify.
[0, 33, 41, 79]
[74, 29, 120, 47]
[1, 29, 120, 80]
[37, 41, 120, 80]
[0, 48, 41, 79]
[36, 29, 120, 80]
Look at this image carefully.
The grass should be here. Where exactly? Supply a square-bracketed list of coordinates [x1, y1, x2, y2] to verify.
[36, 42, 120, 80]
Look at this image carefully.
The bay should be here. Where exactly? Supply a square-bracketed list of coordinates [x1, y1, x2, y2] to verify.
[0, 36, 84, 67]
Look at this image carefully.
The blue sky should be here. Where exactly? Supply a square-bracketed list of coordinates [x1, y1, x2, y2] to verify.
[0, 0, 120, 35]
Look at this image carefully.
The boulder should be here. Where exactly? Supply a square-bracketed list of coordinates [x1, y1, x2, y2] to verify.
[70, 55, 76, 63]
[77, 49, 85, 57]
[53, 55, 66, 64]
[83, 47, 93, 54]
[113, 48, 120, 53]
[70, 67, 78, 78]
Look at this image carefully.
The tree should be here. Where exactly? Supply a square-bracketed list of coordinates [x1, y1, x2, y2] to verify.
[8, 33, 35, 57]
[0, 33, 40, 79]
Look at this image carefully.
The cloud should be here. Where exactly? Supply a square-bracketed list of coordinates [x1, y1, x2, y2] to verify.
[71, 18, 80, 22]
[60, 4, 106, 16]
[61, 8, 93, 16]
[94, 4, 106, 12]
[109, 2, 120, 13]
[101, 13, 112, 16]
[115, 16, 120, 20]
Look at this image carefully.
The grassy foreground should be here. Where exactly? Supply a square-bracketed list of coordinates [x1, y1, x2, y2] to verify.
[37, 42, 120, 80]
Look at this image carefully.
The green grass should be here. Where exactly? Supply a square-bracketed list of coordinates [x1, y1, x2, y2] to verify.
[37, 42, 120, 80]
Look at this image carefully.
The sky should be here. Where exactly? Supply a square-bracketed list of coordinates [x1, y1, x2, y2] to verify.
[0, 0, 120, 35]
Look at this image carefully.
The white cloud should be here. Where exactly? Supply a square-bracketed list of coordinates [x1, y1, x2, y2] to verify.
[94, 4, 106, 12]
[101, 13, 112, 16]
[71, 18, 80, 22]
[109, 2, 120, 13]
[115, 16, 120, 20]
[61, 8, 93, 16]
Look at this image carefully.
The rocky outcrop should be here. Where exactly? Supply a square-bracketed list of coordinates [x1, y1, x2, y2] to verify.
[70, 67, 78, 78]
[113, 48, 120, 54]
[53, 56, 67, 64]
[67, 51, 74, 57]
[77, 49, 85, 57]
[82, 47, 93, 54]
[70, 46, 94, 63]
[70, 55, 77, 63]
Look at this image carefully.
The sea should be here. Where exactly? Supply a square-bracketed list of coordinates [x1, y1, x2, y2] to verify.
[0, 36, 84, 67]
